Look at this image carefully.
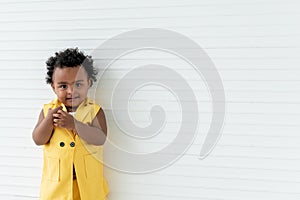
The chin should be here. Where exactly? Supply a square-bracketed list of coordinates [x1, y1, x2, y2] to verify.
[71, 100, 84, 107]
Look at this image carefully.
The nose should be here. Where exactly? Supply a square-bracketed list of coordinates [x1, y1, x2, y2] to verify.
[67, 85, 74, 94]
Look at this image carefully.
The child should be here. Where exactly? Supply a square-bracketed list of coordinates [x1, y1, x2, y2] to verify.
[32, 48, 109, 200]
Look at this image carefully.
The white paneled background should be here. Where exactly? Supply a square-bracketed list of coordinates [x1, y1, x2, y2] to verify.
[1, 0, 300, 199]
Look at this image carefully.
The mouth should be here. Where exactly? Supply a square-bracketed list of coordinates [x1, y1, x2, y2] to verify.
[66, 96, 79, 101]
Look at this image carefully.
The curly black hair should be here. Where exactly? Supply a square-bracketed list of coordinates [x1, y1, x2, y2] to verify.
[45, 47, 97, 86]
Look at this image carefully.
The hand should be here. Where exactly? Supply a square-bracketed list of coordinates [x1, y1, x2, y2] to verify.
[52, 109, 76, 131]
[46, 106, 62, 119]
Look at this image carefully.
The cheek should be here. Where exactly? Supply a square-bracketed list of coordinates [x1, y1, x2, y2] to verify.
[54, 90, 65, 97]
[77, 87, 89, 96]
[78, 89, 88, 95]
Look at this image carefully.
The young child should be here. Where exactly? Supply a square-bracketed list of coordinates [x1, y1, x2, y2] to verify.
[32, 48, 109, 200]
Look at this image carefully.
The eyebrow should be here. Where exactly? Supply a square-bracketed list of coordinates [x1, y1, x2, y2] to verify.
[57, 82, 68, 84]
[57, 80, 84, 84]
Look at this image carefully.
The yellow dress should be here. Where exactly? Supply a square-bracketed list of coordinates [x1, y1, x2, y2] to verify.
[40, 98, 109, 200]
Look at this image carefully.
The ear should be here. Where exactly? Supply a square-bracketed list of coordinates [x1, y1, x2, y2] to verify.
[51, 83, 56, 92]
[88, 78, 92, 88]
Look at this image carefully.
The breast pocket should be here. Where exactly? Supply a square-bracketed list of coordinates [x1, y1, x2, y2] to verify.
[46, 157, 60, 182]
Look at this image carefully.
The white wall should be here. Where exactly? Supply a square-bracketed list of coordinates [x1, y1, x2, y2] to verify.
[1, 0, 300, 199]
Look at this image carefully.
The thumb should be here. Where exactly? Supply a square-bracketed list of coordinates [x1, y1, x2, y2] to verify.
[47, 108, 53, 116]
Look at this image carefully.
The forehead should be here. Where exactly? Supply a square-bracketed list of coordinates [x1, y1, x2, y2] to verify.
[52, 66, 88, 83]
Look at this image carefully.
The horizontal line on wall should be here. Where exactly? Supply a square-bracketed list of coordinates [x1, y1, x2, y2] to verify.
[0, 174, 40, 179]
[2, 162, 300, 180]
[0, 31, 298, 38]
[1, 46, 300, 51]
[110, 183, 300, 195]
[2, 110, 300, 117]
[2, 161, 300, 173]
[1, 99, 300, 104]
[2, 57, 300, 61]
[2, 133, 300, 140]
[203, 154, 300, 161]
[1, 176, 300, 192]
[0, 1, 298, 14]
[0, 0, 81, 5]
[2, 67, 300, 71]
[0, 12, 299, 23]
[0, 194, 38, 199]
[175, 163, 300, 173]
[4, 122, 300, 129]
[116, 174, 300, 187]
[108, 191, 297, 200]
[0, 184, 39, 188]
[0, 164, 41, 169]
[1, 139, 300, 150]
[0, 153, 299, 161]
[3, 78, 300, 81]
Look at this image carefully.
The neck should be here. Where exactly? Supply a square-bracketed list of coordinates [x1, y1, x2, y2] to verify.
[66, 106, 77, 112]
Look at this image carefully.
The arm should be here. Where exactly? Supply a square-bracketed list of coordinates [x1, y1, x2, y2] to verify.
[74, 108, 108, 145]
[53, 108, 108, 146]
[32, 107, 62, 145]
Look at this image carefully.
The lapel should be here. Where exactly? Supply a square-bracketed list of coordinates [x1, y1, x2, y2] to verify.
[74, 98, 91, 123]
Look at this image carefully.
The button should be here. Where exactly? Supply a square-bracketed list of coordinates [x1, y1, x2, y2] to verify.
[60, 142, 65, 147]
[70, 142, 75, 147]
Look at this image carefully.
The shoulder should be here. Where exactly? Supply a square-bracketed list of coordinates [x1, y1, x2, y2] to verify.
[43, 98, 58, 107]
[42, 99, 58, 116]
[86, 98, 100, 106]
[85, 98, 101, 111]
[86, 98, 106, 121]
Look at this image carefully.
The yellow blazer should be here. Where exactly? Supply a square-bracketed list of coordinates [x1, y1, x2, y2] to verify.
[40, 98, 109, 200]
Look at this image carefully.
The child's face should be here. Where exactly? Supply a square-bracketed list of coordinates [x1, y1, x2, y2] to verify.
[51, 66, 91, 109]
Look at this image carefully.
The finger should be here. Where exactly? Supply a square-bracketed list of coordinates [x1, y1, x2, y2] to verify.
[53, 120, 59, 126]
[54, 118, 65, 124]
[53, 118, 60, 123]
[53, 121, 61, 126]
[53, 106, 63, 113]
[53, 113, 61, 119]
[54, 120, 64, 127]
[57, 109, 67, 116]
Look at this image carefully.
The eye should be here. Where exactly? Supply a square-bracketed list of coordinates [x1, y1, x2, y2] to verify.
[75, 82, 82, 88]
[59, 84, 67, 89]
